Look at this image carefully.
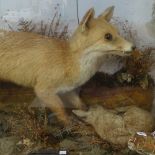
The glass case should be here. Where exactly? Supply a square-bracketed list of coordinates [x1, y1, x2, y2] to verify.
[0, 0, 154, 155]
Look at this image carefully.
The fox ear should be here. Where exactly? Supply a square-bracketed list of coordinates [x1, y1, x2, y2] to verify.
[98, 6, 114, 22]
[80, 8, 95, 32]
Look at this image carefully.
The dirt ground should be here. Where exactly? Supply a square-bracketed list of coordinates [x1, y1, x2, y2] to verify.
[0, 81, 142, 155]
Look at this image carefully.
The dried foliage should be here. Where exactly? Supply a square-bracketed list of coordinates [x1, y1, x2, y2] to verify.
[82, 48, 154, 90]
[38, 13, 69, 39]
[7, 4, 69, 40]
[126, 49, 152, 76]
[5, 100, 109, 154]
[117, 49, 154, 89]
[4, 19, 14, 31]
[8, 104, 48, 144]
[18, 19, 35, 32]
[112, 18, 138, 43]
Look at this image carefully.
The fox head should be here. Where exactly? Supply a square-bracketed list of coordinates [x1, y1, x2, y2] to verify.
[70, 6, 135, 56]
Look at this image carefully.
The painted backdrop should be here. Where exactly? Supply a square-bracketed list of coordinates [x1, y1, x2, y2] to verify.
[0, 0, 154, 47]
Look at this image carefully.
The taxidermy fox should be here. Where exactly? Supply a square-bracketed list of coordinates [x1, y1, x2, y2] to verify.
[0, 6, 134, 124]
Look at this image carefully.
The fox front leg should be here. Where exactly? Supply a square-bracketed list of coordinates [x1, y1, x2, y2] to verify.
[64, 91, 87, 110]
[35, 86, 70, 125]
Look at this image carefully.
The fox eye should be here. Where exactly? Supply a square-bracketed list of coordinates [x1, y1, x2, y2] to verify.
[104, 33, 113, 41]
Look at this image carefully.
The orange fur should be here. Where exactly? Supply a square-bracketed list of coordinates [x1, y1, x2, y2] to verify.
[0, 6, 133, 124]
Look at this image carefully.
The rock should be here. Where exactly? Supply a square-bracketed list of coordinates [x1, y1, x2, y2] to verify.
[59, 137, 94, 152]
[128, 132, 155, 155]
[73, 106, 155, 147]
[0, 117, 10, 137]
[60, 139, 108, 155]
[60, 139, 79, 151]
[0, 136, 19, 155]
[76, 146, 107, 155]
[28, 149, 62, 155]
[80, 86, 154, 110]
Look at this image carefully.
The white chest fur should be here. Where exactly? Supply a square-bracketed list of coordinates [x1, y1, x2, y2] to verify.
[57, 52, 104, 94]
[76, 52, 104, 86]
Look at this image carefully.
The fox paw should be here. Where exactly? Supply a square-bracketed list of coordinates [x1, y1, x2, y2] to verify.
[75, 103, 88, 111]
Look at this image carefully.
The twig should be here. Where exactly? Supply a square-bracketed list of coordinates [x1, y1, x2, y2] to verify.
[48, 12, 57, 36]
[4, 20, 14, 31]
[53, 13, 61, 37]
[76, 0, 80, 24]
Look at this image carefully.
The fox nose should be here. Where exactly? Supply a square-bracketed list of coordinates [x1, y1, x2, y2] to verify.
[131, 45, 136, 51]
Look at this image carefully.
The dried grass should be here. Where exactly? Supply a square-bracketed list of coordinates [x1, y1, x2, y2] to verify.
[112, 17, 138, 43]
[8, 104, 47, 143]
[18, 20, 35, 32]
[6, 4, 69, 40]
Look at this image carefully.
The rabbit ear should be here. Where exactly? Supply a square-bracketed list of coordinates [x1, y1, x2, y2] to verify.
[80, 8, 95, 32]
[98, 6, 114, 22]
[72, 109, 89, 120]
